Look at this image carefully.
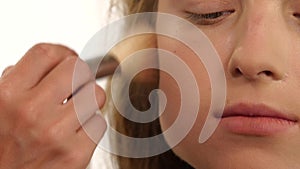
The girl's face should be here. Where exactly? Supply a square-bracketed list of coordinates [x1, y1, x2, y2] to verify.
[157, 0, 300, 168]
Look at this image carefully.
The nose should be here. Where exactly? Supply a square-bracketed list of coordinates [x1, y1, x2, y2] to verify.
[228, 11, 289, 81]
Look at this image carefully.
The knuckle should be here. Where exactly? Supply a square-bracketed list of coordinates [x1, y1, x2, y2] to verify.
[30, 43, 78, 62]
[29, 43, 55, 62]
[32, 43, 49, 49]
[30, 43, 51, 55]
[63, 55, 78, 64]
[1, 65, 14, 77]
[0, 80, 14, 107]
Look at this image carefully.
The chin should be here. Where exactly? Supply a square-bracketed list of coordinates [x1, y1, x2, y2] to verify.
[175, 147, 297, 169]
[171, 127, 300, 169]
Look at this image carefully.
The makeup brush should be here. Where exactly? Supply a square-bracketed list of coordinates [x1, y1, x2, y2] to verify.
[85, 54, 119, 79]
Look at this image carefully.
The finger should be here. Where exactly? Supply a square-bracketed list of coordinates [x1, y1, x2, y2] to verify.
[77, 113, 107, 147]
[1, 65, 14, 77]
[34, 57, 93, 104]
[6, 43, 77, 90]
[42, 113, 106, 169]
[65, 114, 106, 168]
[63, 82, 106, 130]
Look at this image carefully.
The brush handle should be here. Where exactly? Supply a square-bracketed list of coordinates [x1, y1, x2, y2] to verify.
[85, 54, 119, 79]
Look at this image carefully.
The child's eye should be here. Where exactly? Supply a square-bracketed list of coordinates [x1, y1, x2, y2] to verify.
[186, 10, 235, 25]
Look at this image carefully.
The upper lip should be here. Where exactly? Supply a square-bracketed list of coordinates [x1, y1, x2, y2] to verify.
[220, 103, 298, 122]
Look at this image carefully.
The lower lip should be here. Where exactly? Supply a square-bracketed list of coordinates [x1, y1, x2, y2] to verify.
[220, 116, 297, 136]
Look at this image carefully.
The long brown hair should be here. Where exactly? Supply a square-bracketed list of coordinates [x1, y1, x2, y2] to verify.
[106, 1, 194, 168]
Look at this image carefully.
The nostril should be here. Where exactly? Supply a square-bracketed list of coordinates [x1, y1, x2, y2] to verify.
[231, 67, 275, 79]
[232, 68, 243, 77]
[259, 70, 273, 77]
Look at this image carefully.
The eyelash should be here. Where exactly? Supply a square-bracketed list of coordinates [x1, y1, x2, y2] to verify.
[186, 10, 235, 25]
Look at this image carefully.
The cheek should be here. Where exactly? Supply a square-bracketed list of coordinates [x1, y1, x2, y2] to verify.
[157, 36, 213, 157]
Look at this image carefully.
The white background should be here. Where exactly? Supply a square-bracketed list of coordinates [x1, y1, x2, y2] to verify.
[0, 0, 112, 73]
[0, 1, 115, 168]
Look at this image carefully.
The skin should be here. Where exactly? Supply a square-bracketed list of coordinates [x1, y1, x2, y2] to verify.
[2, 1, 300, 168]
[158, 0, 300, 169]
[0, 44, 106, 169]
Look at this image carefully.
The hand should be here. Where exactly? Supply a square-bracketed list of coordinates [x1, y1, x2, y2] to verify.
[0, 43, 107, 169]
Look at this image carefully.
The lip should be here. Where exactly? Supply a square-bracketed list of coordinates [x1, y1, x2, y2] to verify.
[218, 103, 299, 136]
